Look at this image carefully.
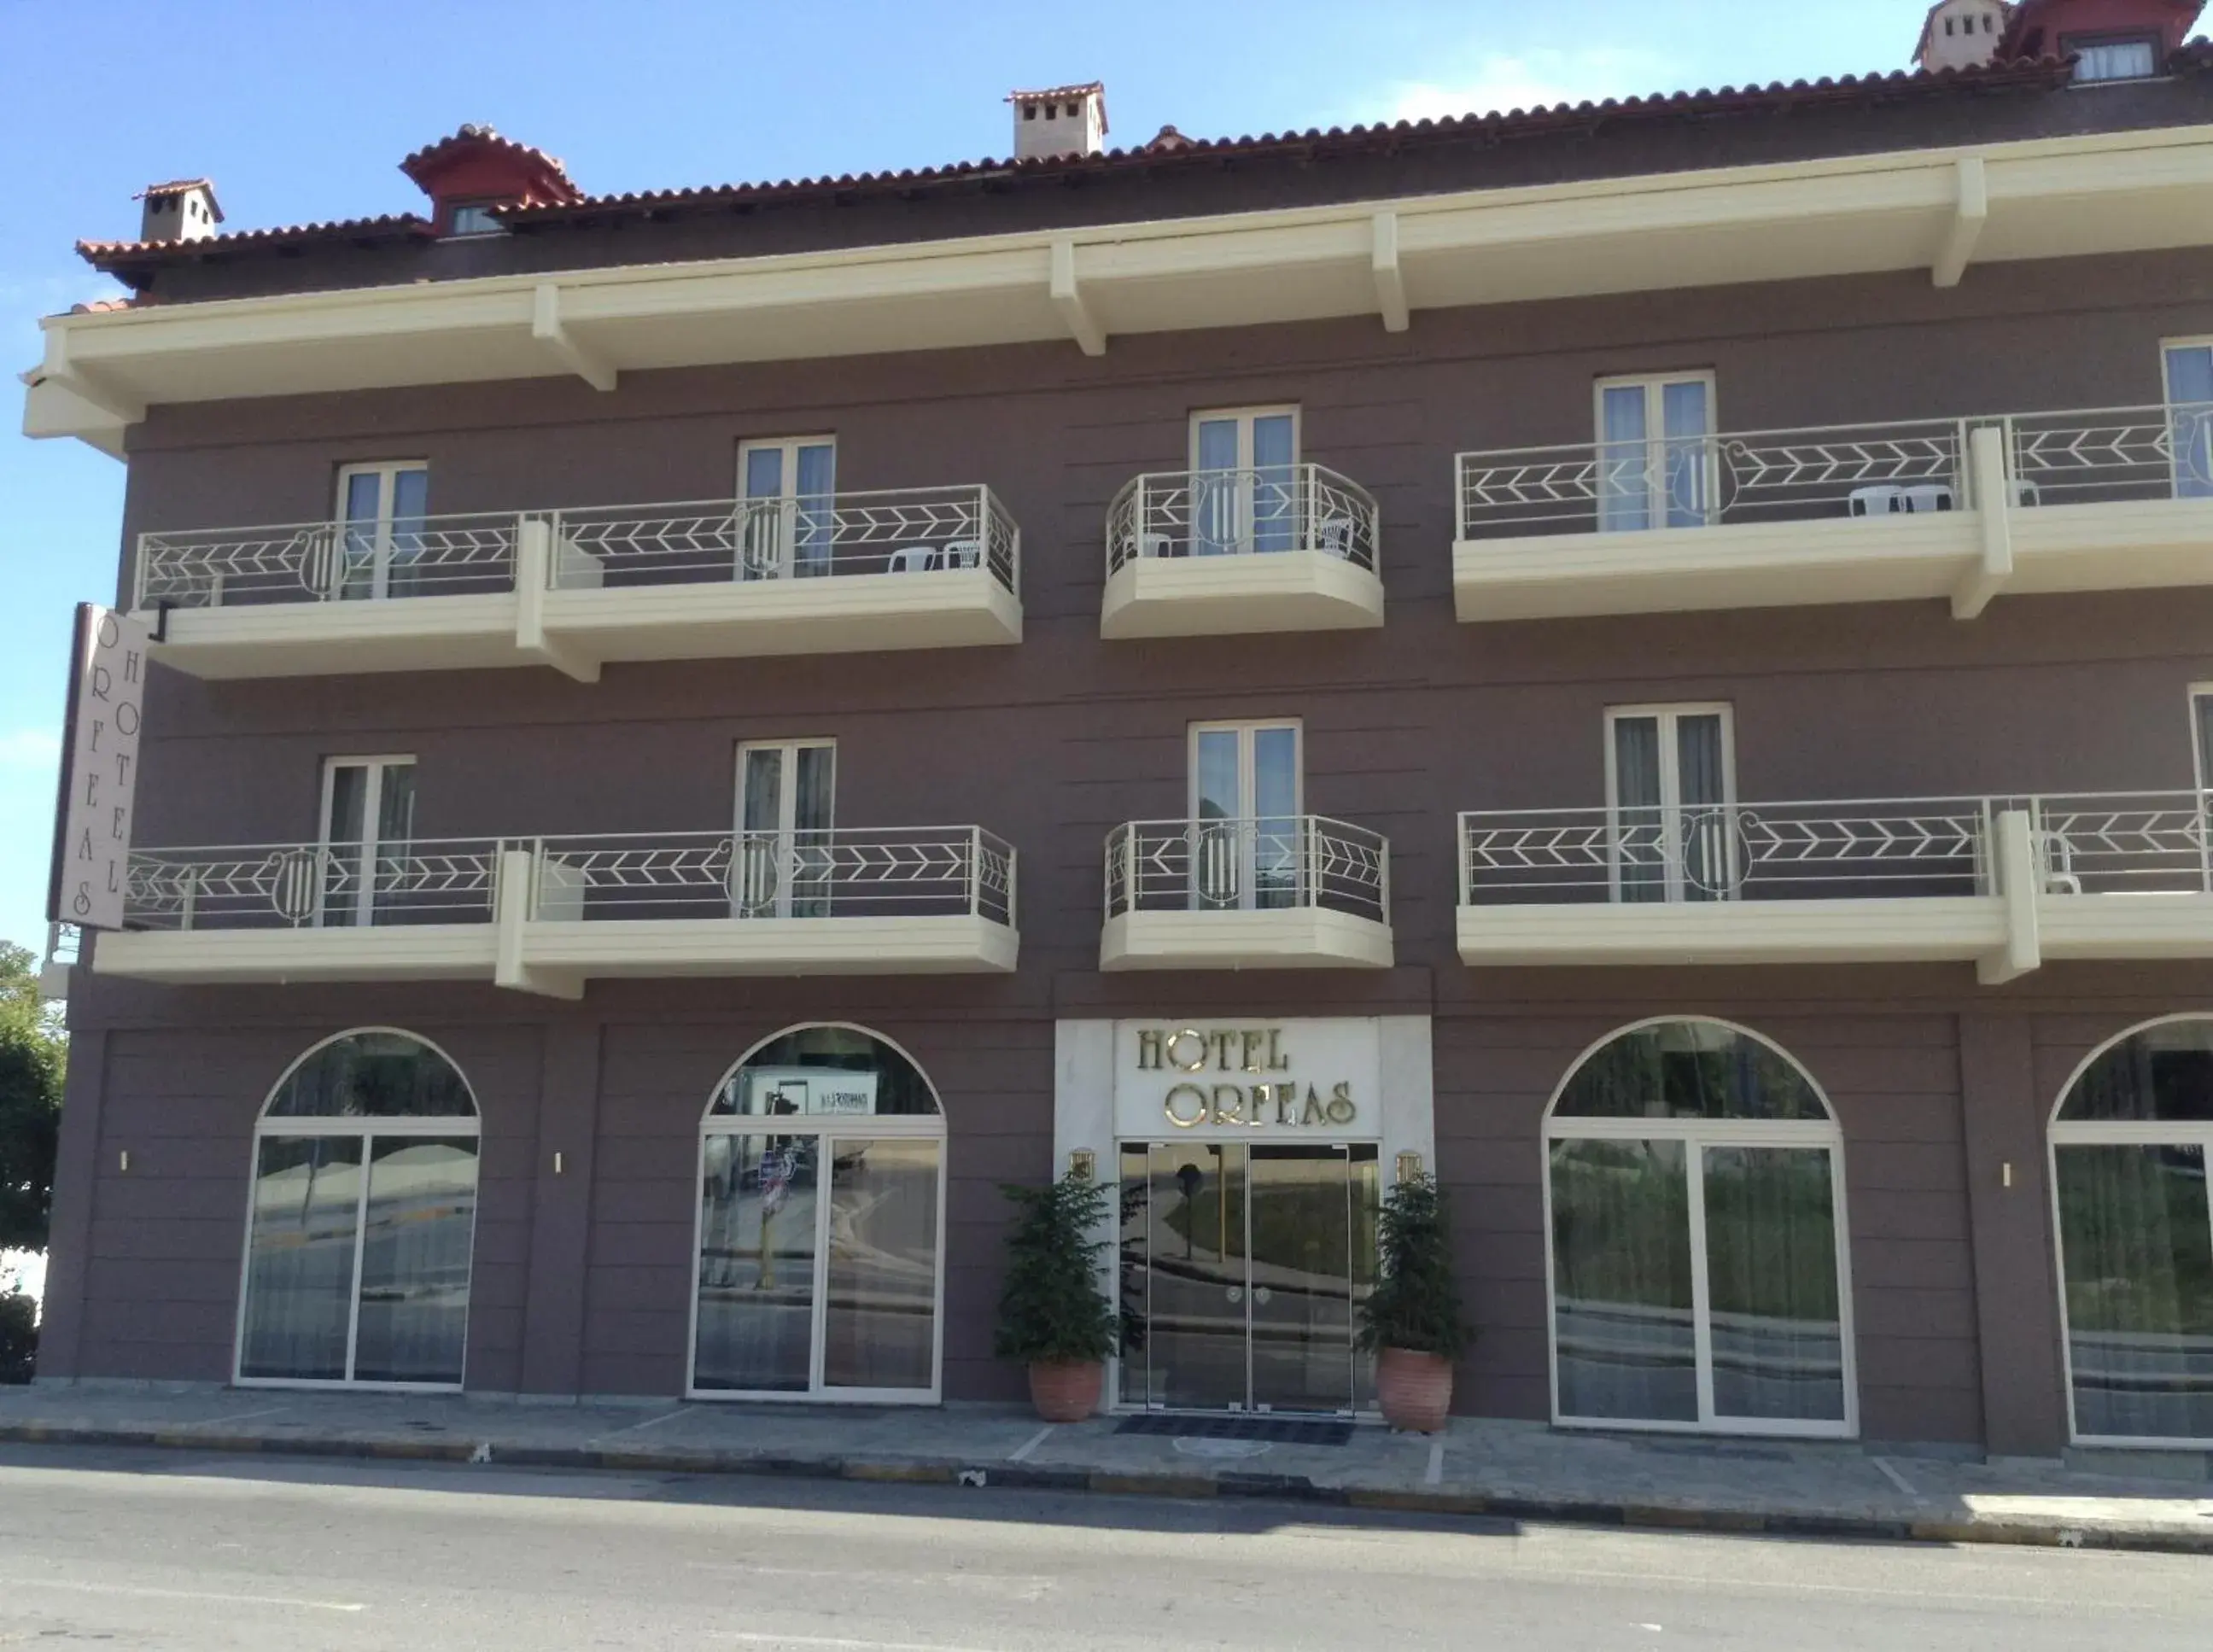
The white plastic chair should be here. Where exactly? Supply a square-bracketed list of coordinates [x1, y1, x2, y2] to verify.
[1315, 515, 1356, 559]
[887, 546, 939, 574]
[941, 540, 983, 569]
[1904, 484, 1956, 514]
[1848, 485, 1905, 517]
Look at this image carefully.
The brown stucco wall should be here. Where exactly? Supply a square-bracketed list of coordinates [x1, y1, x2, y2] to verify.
[45, 252, 2213, 1444]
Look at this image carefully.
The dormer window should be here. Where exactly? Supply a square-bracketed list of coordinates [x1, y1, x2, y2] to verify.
[2068, 33, 2161, 83]
[446, 201, 503, 236]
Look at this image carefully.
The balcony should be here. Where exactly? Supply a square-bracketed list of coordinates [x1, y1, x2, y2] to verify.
[92, 826, 1019, 995]
[135, 485, 1023, 680]
[1456, 791, 2213, 980]
[1100, 816, 1393, 971]
[1452, 404, 2213, 623]
[1101, 466, 1384, 639]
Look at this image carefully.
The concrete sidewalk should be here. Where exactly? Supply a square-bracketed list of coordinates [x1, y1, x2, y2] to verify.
[4, 1382, 2210, 1555]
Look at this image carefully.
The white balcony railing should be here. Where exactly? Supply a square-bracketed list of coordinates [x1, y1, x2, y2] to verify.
[1453, 402, 2213, 540]
[546, 487, 1019, 593]
[113, 827, 1016, 932]
[1106, 465, 1379, 574]
[1457, 791, 2213, 907]
[132, 487, 1021, 611]
[525, 826, 1015, 925]
[1105, 816, 1390, 923]
[121, 838, 509, 931]
[136, 514, 526, 609]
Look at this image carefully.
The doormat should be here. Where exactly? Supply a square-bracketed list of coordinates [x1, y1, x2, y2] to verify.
[1116, 1414, 1354, 1447]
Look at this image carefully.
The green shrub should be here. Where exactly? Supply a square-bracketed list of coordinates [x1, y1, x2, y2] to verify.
[1357, 1173, 1470, 1359]
[0, 1293, 34, 1385]
[994, 1170, 1118, 1366]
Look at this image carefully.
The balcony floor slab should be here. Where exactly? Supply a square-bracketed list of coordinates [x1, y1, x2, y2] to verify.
[1101, 909, 1394, 972]
[92, 925, 500, 984]
[1101, 549, 1384, 639]
[1455, 896, 2006, 967]
[521, 915, 1019, 978]
[2038, 891, 2213, 960]
[146, 595, 522, 680]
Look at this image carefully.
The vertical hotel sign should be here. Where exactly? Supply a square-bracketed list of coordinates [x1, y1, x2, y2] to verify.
[47, 604, 153, 931]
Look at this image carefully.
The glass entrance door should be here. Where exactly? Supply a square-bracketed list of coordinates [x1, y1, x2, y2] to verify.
[1118, 1141, 1378, 1415]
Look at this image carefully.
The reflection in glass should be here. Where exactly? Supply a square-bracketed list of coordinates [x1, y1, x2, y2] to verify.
[1248, 1146, 1369, 1414]
[694, 1134, 820, 1392]
[1145, 1143, 1248, 1410]
[266, 1030, 475, 1120]
[2057, 1144, 2213, 1441]
[1550, 1138, 1698, 1422]
[1703, 1147, 1844, 1422]
[352, 1137, 476, 1386]
[2058, 1022, 2213, 1124]
[239, 1135, 365, 1381]
[1557, 1022, 1828, 1123]
[823, 1139, 941, 1392]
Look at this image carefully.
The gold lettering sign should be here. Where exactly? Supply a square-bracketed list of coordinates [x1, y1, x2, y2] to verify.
[1140, 1026, 1357, 1130]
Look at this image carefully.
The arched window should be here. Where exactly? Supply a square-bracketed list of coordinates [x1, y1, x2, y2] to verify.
[691, 1025, 945, 1402]
[236, 1030, 479, 1389]
[1544, 1019, 1855, 1437]
[2050, 1017, 2213, 1445]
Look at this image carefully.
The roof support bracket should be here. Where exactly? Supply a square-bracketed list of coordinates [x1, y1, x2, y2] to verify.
[1932, 155, 1988, 290]
[1050, 240, 1106, 357]
[1372, 211, 1410, 333]
[531, 283, 617, 392]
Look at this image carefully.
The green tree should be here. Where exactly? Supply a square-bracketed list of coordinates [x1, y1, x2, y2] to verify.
[0, 941, 67, 1256]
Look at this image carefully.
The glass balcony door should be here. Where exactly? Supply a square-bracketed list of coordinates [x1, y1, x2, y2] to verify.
[1597, 376, 1714, 532]
[739, 437, 838, 580]
[1190, 407, 1298, 556]
[735, 740, 835, 919]
[1191, 721, 1301, 911]
[1608, 706, 1735, 904]
[2162, 345, 2213, 499]
[1118, 1141, 1377, 1415]
[318, 756, 417, 928]
[336, 462, 429, 600]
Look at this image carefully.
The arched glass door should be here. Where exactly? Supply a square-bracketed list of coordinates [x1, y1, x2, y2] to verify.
[1544, 1019, 1856, 1437]
[691, 1025, 946, 1403]
[236, 1029, 479, 1389]
[2050, 1017, 2213, 1446]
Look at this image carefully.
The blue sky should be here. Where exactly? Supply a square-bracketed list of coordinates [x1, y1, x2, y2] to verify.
[0, 0, 1941, 955]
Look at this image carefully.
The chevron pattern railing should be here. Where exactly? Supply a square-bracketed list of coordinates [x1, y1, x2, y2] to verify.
[135, 515, 525, 609]
[1106, 465, 1379, 574]
[2023, 791, 2213, 895]
[121, 839, 507, 931]
[547, 486, 1019, 592]
[1105, 816, 1390, 922]
[2001, 404, 2213, 507]
[1455, 418, 1972, 539]
[527, 826, 1016, 925]
[1458, 799, 1997, 906]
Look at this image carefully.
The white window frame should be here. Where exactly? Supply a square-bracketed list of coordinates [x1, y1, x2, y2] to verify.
[2065, 32, 2162, 85]
[2191, 685, 2213, 793]
[1188, 406, 1302, 557]
[1540, 1017, 1860, 1441]
[736, 435, 838, 580]
[2047, 1013, 2213, 1450]
[734, 739, 836, 919]
[333, 460, 429, 600]
[686, 1024, 948, 1406]
[318, 755, 417, 928]
[232, 1028, 482, 1394]
[1593, 373, 1719, 532]
[1188, 719, 1305, 912]
[1603, 703, 1737, 903]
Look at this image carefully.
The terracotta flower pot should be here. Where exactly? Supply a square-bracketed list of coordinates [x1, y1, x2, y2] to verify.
[1028, 1359, 1104, 1422]
[1375, 1346, 1454, 1433]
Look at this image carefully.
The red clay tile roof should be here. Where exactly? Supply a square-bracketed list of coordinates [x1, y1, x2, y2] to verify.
[398, 123, 581, 201]
[498, 58, 2083, 228]
[79, 212, 435, 265]
[71, 54, 2152, 285]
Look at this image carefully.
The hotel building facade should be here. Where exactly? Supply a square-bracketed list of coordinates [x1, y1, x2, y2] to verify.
[23, 33, 2213, 1461]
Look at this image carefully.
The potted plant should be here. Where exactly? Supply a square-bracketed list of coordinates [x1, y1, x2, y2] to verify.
[996, 1168, 1118, 1421]
[1357, 1171, 1468, 1433]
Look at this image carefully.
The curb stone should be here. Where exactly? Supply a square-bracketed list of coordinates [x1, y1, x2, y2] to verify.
[3, 1421, 2209, 1556]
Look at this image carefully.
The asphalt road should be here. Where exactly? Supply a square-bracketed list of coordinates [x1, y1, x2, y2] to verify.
[0, 1444, 2208, 1650]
